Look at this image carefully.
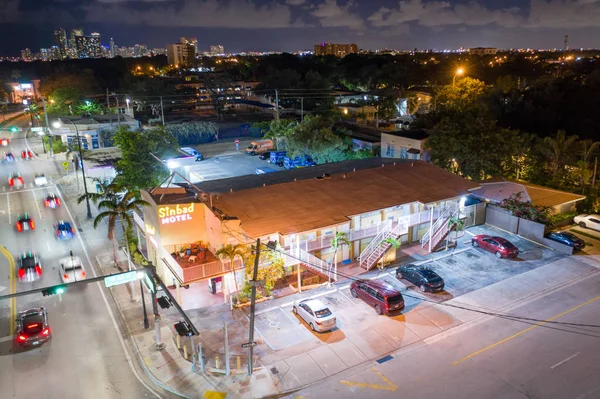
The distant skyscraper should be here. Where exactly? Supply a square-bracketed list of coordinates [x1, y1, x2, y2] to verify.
[20, 48, 32, 61]
[210, 45, 224, 56]
[109, 38, 116, 58]
[70, 28, 84, 59]
[314, 43, 357, 57]
[53, 28, 68, 59]
[75, 32, 102, 58]
[180, 37, 198, 54]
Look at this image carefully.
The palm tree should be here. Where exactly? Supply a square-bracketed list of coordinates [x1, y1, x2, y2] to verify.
[25, 104, 40, 127]
[379, 237, 401, 270]
[329, 232, 350, 285]
[216, 244, 246, 295]
[543, 130, 578, 178]
[447, 215, 465, 249]
[79, 183, 146, 267]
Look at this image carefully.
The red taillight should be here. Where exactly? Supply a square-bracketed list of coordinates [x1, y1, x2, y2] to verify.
[35, 266, 42, 275]
[42, 328, 50, 336]
[63, 274, 69, 280]
[81, 271, 86, 278]
[71, 228, 75, 234]
[315, 320, 322, 325]
[17, 335, 27, 341]
[56, 199, 61, 205]
[18, 268, 25, 279]
[8, 178, 13, 185]
[30, 221, 35, 230]
[16, 223, 22, 232]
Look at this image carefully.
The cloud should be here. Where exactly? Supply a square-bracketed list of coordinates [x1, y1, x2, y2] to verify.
[81, 0, 301, 29]
[310, 0, 365, 29]
[527, 0, 600, 28]
[286, 0, 306, 5]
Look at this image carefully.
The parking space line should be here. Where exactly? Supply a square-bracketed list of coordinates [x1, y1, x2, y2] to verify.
[279, 306, 299, 324]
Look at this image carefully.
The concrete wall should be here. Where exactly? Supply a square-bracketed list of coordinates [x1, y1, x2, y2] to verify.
[517, 218, 546, 243]
[541, 238, 574, 255]
[485, 205, 519, 234]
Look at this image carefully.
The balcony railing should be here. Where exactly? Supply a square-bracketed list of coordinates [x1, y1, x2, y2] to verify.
[161, 248, 244, 285]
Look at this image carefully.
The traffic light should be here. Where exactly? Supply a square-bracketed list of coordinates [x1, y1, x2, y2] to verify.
[42, 285, 66, 296]
[157, 296, 172, 309]
[8, 126, 18, 132]
[174, 321, 193, 337]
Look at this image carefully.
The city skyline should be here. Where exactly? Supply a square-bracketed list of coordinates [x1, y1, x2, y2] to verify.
[1, 0, 600, 56]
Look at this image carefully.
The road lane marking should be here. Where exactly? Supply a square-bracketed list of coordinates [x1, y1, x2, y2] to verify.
[31, 189, 43, 219]
[6, 193, 10, 224]
[55, 186, 162, 399]
[340, 368, 398, 391]
[551, 352, 580, 369]
[452, 294, 600, 365]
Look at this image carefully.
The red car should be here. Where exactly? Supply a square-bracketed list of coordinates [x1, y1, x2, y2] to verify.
[8, 173, 24, 188]
[21, 149, 33, 160]
[472, 235, 519, 258]
[0, 137, 9, 147]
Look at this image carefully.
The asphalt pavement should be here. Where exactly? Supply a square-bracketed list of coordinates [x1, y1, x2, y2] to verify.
[0, 117, 170, 399]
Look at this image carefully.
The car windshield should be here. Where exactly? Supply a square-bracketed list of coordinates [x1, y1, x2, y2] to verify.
[386, 294, 404, 304]
[500, 240, 516, 249]
[314, 308, 332, 318]
[21, 256, 36, 268]
[23, 315, 43, 334]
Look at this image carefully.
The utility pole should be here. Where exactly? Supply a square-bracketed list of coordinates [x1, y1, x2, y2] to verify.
[247, 238, 260, 376]
[149, 262, 165, 350]
[160, 96, 165, 125]
[274, 90, 280, 122]
[116, 97, 120, 127]
[41, 96, 54, 157]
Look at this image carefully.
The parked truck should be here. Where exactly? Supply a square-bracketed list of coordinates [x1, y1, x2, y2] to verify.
[283, 155, 316, 169]
[245, 139, 273, 156]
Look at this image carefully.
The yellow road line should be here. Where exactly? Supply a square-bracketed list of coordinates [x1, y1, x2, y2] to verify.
[340, 368, 398, 391]
[452, 294, 600, 366]
[0, 245, 16, 335]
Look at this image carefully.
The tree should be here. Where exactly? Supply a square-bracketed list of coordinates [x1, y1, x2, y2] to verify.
[243, 243, 285, 298]
[80, 186, 149, 269]
[329, 232, 349, 285]
[435, 77, 488, 113]
[24, 104, 41, 126]
[216, 244, 246, 295]
[73, 101, 103, 116]
[379, 237, 401, 270]
[542, 130, 578, 179]
[446, 216, 464, 249]
[113, 125, 178, 189]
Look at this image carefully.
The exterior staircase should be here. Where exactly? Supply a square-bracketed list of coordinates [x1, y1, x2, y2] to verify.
[420, 202, 460, 252]
[286, 240, 334, 281]
[359, 219, 409, 271]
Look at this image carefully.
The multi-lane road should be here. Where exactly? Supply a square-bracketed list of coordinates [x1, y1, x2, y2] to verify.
[0, 117, 170, 399]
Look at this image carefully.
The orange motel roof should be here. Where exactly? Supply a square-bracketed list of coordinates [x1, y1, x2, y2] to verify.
[211, 159, 480, 238]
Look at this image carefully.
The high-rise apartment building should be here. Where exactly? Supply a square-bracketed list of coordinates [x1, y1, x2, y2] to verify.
[167, 42, 195, 65]
[53, 28, 68, 59]
[109, 38, 116, 58]
[314, 43, 358, 57]
[209, 45, 224, 56]
[179, 37, 198, 55]
[75, 32, 102, 58]
[21, 48, 32, 61]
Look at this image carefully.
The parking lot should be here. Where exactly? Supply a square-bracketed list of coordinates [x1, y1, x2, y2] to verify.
[254, 224, 568, 360]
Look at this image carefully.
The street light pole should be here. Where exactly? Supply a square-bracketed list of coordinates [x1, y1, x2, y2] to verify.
[140, 279, 149, 329]
[56, 118, 93, 219]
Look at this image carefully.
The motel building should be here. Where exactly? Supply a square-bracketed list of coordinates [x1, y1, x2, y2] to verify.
[134, 158, 483, 309]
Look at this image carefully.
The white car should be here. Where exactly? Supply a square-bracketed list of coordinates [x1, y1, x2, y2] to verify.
[34, 173, 48, 187]
[292, 299, 336, 332]
[574, 214, 600, 231]
[59, 255, 86, 283]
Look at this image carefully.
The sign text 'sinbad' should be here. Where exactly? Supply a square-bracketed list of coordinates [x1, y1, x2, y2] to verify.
[158, 204, 195, 225]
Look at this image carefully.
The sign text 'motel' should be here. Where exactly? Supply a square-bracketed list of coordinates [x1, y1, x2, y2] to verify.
[158, 203, 195, 225]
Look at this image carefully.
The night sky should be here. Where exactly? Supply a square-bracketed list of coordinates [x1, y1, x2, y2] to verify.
[1, 0, 599, 56]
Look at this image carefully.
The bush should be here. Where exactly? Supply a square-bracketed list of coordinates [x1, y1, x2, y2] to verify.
[499, 191, 552, 224]
[165, 121, 218, 145]
[43, 136, 67, 154]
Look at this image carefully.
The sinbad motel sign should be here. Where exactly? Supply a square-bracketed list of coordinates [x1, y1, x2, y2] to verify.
[158, 203, 195, 225]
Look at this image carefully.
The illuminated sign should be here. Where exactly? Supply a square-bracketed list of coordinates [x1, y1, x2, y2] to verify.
[145, 223, 156, 235]
[158, 203, 195, 225]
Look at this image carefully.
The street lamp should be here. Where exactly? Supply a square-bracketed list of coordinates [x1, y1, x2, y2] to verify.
[125, 98, 130, 113]
[453, 68, 464, 87]
[53, 119, 93, 219]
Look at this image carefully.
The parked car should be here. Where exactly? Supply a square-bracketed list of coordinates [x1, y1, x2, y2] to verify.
[55, 221, 75, 240]
[245, 139, 273, 155]
[396, 264, 445, 292]
[16, 213, 35, 232]
[284, 155, 316, 169]
[350, 279, 405, 315]
[574, 214, 600, 232]
[258, 151, 272, 160]
[59, 255, 86, 283]
[471, 235, 519, 258]
[16, 307, 51, 347]
[292, 299, 336, 332]
[546, 231, 585, 250]
[34, 173, 48, 187]
[18, 252, 42, 282]
[44, 193, 61, 208]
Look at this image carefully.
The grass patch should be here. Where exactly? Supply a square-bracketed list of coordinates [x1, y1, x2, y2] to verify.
[42, 136, 67, 153]
[571, 228, 600, 241]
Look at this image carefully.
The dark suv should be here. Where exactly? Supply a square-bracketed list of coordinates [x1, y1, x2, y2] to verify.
[350, 279, 405, 315]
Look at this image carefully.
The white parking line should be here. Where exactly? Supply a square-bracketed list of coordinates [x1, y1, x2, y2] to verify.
[279, 306, 299, 324]
[31, 189, 43, 219]
[551, 352, 580, 369]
